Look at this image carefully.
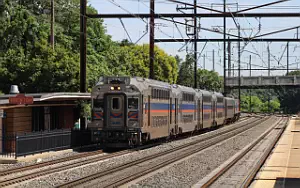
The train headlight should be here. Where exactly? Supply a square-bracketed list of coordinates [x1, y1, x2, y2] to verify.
[110, 86, 115, 91]
[128, 120, 138, 127]
[116, 132, 119, 137]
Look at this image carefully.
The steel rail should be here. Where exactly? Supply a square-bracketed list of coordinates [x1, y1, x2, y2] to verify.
[0, 117, 255, 187]
[58, 117, 271, 188]
[241, 117, 289, 187]
[0, 149, 104, 176]
[0, 150, 131, 187]
[200, 116, 287, 188]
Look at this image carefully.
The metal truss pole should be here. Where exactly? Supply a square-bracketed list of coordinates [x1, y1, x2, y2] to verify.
[80, 0, 87, 130]
[223, 0, 227, 96]
[238, 24, 241, 111]
[150, 0, 155, 79]
[287, 42, 289, 75]
[50, 0, 55, 50]
[213, 50, 215, 71]
[228, 37, 231, 77]
[194, 0, 198, 89]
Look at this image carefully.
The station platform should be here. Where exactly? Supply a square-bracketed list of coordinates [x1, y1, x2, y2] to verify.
[251, 117, 300, 188]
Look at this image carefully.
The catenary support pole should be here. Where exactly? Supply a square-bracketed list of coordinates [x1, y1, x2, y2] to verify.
[150, 0, 155, 79]
[228, 37, 231, 77]
[223, 0, 227, 95]
[194, 0, 198, 88]
[287, 42, 289, 75]
[50, 0, 54, 50]
[213, 49, 215, 71]
[80, 0, 87, 130]
[238, 24, 241, 112]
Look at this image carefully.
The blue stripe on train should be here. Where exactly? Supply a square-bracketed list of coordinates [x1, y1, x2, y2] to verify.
[144, 103, 224, 110]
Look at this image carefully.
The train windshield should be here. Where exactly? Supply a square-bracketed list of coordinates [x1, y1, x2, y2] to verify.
[112, 97, 121, 110]
[128, 98, 138, 110]
[93, 99, 103, 111]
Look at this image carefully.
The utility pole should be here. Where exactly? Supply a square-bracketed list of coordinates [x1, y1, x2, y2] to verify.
[149, 0, 155, 80]
[267, 45, 270, 76]
[238, 24, 241, 111]
[249, 55, 252, 112]
[80, 0, 87, 130]
[194, 0, 198, 89]
[213, 49, 215, 71]
[287, 42, 289, 75]
[203, 54, 205, 69]
[223, 0, 226, 95]
[249, 55, 252, 77]
[228, 37, 231, 77]
[267, 45, 271, 113]
[50, 0, 54, 50]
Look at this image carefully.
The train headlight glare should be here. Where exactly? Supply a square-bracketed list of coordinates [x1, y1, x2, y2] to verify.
[117, 86, 121, 90]
[110, 86, 114, 90]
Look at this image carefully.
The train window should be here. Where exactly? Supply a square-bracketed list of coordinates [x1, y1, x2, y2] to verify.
[128, 98, 138, 110]
[93, 99, 103, 111]
[112, 97, 120, 110]
[217, 97, 223, 103]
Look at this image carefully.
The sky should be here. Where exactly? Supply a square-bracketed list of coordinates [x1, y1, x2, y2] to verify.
[89, 0, 300, 77]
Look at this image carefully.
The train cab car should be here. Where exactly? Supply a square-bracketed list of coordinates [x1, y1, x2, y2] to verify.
[88, 76, 240, 148]
[89, 76, 143, 148]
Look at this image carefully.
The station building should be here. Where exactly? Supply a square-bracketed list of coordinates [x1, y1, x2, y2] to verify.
[0, 92, 90, 156]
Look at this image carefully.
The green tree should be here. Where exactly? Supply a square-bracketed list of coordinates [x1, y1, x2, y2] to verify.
[240, 95, 263, 112]
[197, 69, 222, 92]
[177, 54, 194, 87]
[275, 70, 300, 113]
[0, 0, 178, 93]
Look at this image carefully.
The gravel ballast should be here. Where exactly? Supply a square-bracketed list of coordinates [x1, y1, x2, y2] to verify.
[7, 117, 258, 188]
[126, 117, 280, 188]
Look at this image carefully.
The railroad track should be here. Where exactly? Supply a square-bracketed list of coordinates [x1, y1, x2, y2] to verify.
[0, 149, 104, 177]
[199, 116, 288, 188]
[0, 150, 131, 187]
[0, 116, 259, 187]
[57, 116, 273, 188]
[0, 117, 254, 179]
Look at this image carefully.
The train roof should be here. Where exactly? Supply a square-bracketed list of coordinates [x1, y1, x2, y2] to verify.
[94, 76, 221, 97]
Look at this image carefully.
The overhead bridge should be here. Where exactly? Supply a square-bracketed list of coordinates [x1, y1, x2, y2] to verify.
[226, 75, 300, 89]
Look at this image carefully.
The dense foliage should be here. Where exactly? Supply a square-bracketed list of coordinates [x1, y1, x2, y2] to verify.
[0, 0, 178, 93]
[240, 95, 280, 113]
[275, 71, 300, 113]
[177, 54, 222, 91]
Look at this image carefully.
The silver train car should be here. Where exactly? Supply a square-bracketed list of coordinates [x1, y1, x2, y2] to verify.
[88, 76, 240, 148]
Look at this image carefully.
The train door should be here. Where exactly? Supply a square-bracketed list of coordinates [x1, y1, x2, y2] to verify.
[105, 94, 126, 128]
[197, 99, 202, 129]
[170, 98, 172, 125]
[148, 96, 151, 126]
[175, 98, 178, 125]
[175, 98, 179, 134]
[212, 99, 216, 123]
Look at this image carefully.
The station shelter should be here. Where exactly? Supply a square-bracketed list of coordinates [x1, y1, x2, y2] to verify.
[0, 92, 90, 156]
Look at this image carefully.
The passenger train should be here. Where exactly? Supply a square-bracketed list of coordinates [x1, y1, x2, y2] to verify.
[88, 76, 240, 148]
